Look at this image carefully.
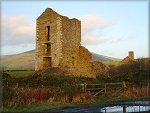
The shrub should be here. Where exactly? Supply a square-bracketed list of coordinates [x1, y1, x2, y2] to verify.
[3, 87, 60, 107]
[123, 86, 149, 98]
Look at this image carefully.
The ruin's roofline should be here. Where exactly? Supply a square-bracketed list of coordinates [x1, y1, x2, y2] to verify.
[37, 8, 81, 22]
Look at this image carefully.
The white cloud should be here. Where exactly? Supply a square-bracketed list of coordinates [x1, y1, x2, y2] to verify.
[80, 15, 112, 31]
[1, 15, 35, 46]
[81, 33, 108, 46]
[79, 15, 112, 46]
[1, 14, 115, 53]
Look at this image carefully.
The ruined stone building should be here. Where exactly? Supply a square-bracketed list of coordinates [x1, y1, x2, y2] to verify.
[119, 51, 135, 65]
[35, 8, 107, 77]
[119, 51, 150, 71]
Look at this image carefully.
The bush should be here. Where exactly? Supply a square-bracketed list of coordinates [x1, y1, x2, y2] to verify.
[104, 59, 150, 84]
[3, 87, 60, 107]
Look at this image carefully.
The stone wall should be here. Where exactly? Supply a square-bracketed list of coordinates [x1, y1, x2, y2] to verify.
[91, 61, 108, 76]
[77, 46, 92, 77]
[60, 16, 81, 70]
[128, 51, 134, 59]
[35, 8, 63, 70]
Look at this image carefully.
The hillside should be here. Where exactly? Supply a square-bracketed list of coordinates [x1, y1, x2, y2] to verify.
[1, 50, 120, 70]
[1, 50, 35, 70]
[92, 52, 121, 61]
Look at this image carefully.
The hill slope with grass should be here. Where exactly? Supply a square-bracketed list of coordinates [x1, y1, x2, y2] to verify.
[1, 50, 120, 70]
[92, 52, 121, 61]
[1, 50, 35, 70]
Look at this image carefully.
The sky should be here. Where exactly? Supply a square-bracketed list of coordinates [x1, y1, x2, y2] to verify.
[1, 0, 149, 59]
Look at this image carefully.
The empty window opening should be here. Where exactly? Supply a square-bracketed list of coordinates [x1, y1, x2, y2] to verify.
[47, 44, 51, 56]
[45, 26, 50, 41]
[72, 57, 75, 66]
[43, 57, 51, 67]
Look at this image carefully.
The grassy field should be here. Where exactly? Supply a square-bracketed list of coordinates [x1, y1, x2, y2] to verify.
[102, 60, 119, 66]
[2, 100, 96, 112]
[5, 70, 35, 77]
[2, 102, 73, 112]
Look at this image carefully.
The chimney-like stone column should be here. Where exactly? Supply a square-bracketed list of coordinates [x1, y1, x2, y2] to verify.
[128, 51, 134, 59]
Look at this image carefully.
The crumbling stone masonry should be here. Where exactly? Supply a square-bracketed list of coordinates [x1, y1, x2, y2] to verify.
[35, 8, 107, 77]
[128, 51, 134, 59]
[119, 51, 135, 65]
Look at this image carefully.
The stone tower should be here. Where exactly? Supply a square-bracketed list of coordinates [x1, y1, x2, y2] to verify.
[35, 8, 108, 77]
[128, 51, 134, 59]
[35, 8, 81, 72]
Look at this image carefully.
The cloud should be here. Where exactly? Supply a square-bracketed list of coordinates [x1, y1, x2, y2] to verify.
[79, 15, 112, 46]
[80, 15, 112, 31]
[1, 15, 35, 46]
[81, 32, 109, 46]
[1, 14, 115, 48]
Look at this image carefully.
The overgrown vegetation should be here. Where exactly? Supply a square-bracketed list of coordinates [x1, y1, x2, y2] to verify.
[4, 70, 35, 77]
[1, 58, 150, 112]
[3, 73, 99, 88]
[3, 58, 149, 87]
[2, 72, 98, 107]
[97, 58, 150, 85]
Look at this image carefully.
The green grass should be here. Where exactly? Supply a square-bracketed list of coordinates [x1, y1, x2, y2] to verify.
[102, 60, 119, 66]
[2, 102, 89, 112]
[95, 96, 147, 104]
[6, 70, 35, 77]
[2, 102, 60, 112]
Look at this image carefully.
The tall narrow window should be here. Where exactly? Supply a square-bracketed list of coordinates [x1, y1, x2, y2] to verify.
[45, 26, 50, 41]
[47, 43, 51, 56]
[72, 57, 75, 66]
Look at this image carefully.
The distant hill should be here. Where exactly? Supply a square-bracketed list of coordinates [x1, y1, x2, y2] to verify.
[1, 50, 121, 70]
[92, 52, 121, 61]
[1, 50, 35, 70]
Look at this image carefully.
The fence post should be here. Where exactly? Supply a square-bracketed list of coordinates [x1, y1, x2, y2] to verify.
[147, 82, 149, 97]
[123, 106, 126, 113]
[84, 83, 87, 93]
[104, 84, 107, 94]
[122, 81, 126, 95]
[104, 108, 106, 113]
